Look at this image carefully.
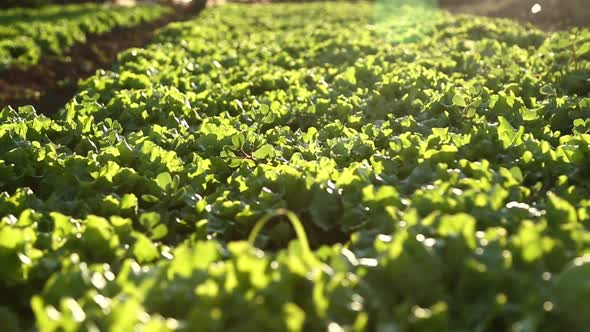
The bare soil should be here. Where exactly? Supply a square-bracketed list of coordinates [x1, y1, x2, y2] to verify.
[440, 0, 590, 31]
[0, 8, 197, 114]
[1, 0, 585, 114]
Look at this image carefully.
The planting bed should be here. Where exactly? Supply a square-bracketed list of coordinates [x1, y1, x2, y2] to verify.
[1, 2, 590, 331]
[0, 3, 176, 110]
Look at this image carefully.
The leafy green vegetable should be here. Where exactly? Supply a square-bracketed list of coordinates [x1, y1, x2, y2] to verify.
[0, 3, 172, 72]
[1, 2, 589, 331]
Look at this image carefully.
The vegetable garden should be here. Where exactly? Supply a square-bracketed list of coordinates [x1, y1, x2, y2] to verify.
[1, 1, 589, 331]
[0, 3, 171, 71]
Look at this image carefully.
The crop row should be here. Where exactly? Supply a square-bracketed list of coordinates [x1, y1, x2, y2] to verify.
[1, 2, 590, 331]
[0, 3, 172, 71]
[1, 1, 106, 9]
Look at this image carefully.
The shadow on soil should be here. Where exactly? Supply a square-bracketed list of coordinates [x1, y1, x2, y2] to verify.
[440, 0, 590, 31]
[0, 7, 199, 114]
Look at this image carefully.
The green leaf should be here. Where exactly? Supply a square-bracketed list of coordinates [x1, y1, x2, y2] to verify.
[133, 234, 159, 263]
[156, 172, 173, 191]
[151, 224, 168, 240]
[138, 212, 168, 240]
[517, 220, 545, 262]
[139, 212, 161, 229]
[141, 195, 160, 203]
[509, 166, 524, 183]
[497, 116, 524, 148]
[231, 133, 245, 148]
[520, 107, 538, 121]
[577, 42, 590, 57]
[252, 144, 275, 159]
[120, 194, 138, 210]
[552, 255, 590, 330]
[452, 93, 467, 107]
[259, 104, 270, 115]
[309, 185, 342, 230]
[283, 303, 305, 331]
[438, 213, 476, 249]
[341, 67, 357, 84]
[262, 112, 276, 124]
[540, 84, 556, 96]
[547, 192, 578, 224]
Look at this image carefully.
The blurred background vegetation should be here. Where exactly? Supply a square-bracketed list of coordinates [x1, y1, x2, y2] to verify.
[1, 0, 588, 30]
[441, 0, 589, 30]
[0, 0, 204, 10]
[0, 0, 104, 8]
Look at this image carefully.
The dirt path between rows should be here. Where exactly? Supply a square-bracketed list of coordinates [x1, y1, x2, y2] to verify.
[1, 0, 586, 115]
[441, 0, 589, 31]
[0, 7, 199, 114]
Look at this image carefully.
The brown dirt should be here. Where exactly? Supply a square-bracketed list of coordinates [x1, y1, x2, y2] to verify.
[2, 0, 585, 115]
[0, 8, 197, 114]
[440, 0, 590, 31]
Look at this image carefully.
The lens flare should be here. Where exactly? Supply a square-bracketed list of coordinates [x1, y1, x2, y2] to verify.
[372, 0, 441, 44]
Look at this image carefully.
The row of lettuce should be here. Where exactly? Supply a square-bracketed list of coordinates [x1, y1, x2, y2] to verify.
[1, 1, 107, 9]
[0, 3, 172, 72]
[1, 2, 590, 331]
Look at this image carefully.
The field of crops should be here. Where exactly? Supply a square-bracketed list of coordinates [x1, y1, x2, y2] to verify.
[0, 3, 171, 71]
[1, 1, 590, 331]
